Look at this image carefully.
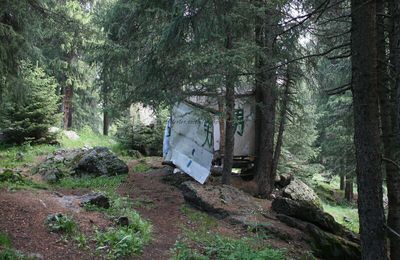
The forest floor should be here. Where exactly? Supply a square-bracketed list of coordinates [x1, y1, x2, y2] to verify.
[0, 152, 315, 260]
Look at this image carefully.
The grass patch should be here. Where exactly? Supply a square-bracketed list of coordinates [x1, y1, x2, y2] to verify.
[322, 202, 359, 233]
[180, 205, 217, 230]
[56, 175, 151, 259]
[0, 169, 48, 191]
[0, 143, 57, 169]
[171, 234, 284, 260]
[175, 205, 284, 260]
[56, 175, 125, 194]
[132, 163, 151, 173]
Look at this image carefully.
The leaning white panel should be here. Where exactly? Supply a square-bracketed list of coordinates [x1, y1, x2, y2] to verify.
[167, 102, 214, 184]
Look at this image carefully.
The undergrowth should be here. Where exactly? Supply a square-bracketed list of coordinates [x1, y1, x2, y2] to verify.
[174, 205, 284, 260]
[55, 175, 151, 259]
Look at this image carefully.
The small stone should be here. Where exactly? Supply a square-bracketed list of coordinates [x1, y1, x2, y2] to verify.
[116, 216, 129, 226]
[79, 192, 110, 209]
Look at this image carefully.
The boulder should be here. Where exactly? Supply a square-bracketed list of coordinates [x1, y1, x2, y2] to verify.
[79, 192, 110, 209]
[73, 147, 128, 177]
[63, 130, 79, 140]
[41, 168, 63, 183]
[181, 181, 264, 219]
[115, 216, 130, 227]
[272, 197, 358, 243]
[307, 223, 360, 260]
[282, 178, 322, 209]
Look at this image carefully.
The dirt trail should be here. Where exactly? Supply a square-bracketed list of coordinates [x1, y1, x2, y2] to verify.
[118, 168, 187, 260]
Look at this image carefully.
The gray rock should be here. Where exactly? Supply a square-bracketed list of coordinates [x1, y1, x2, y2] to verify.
[73, 147, 128, 177]
[307, 223, 360, 260]
[79, 192, 110, 209]
[41, 168, 63, 183]
[63, 130, 79, 140]
[282, 178, 322, 209]
[272, 197, 358, 243]
[181, 181, 265, 220]
[116, 216, 130, 226]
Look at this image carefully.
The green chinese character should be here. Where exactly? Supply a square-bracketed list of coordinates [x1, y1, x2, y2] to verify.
[234, 108, 244, 136]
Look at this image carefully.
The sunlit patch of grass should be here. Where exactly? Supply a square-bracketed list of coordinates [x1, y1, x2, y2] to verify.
[322, 202, 359, 233]
[56, 175, 126, 194]
[132, 163, 151, 173]
[0, 143, 57, 169]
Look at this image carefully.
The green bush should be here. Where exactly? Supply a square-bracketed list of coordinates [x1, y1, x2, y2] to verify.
[45, 213, 76, 234]
[2, 61, 60, 145]
[115, 119, 163, 156]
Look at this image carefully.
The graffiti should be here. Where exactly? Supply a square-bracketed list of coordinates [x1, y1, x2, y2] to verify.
[202, 121, 213, 148]
[234, 108, 244, 136]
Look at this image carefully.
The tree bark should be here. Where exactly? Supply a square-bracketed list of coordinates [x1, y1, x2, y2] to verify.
[254, 5, 277, 198]
[103, 110, 109, 136]
[387, 0, 400, 258]
[351, 0, 387, 258]
[345, 177, 353, 202]
[222, 31, 234, 185]
[340, 175, 346, 190]
[62, 83, 73, 129]
[271, 69, 290, 179]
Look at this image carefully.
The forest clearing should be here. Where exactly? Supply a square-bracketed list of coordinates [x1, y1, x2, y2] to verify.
[1, 0, 399, 259]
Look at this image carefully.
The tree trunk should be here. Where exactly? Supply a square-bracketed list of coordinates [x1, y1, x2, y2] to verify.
[103, 110, 109, 136]
[271, 69, 290, 179]
[387, 0, 400, 258]
[351, 0, 387, 258]
[103, 83, 109, 136]
[62, 83, 73, 129]
[222, 31, 234, 185]
[254, 6, 277, 198]
[345, 177, 353, 202]
[340, 175, 346, 190]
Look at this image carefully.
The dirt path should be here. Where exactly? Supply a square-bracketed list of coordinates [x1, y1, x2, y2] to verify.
[118, 168, 187, 260]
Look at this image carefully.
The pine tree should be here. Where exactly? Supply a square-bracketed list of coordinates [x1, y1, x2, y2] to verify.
[2, 61, 60, 144]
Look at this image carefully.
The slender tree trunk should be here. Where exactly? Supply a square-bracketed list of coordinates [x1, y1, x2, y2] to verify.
[387, 0, 400, 258]
[62, 83, 73, 129]
[103, 110, 109, 136]
[103, 82, 109, 136]
[351, 0, 387, 258]
[254, 5, 277, 198]
[345, 177, 353, 202]
[271, 69, 290, 178]
[222, 31, 234, 185]
[340, 175, 346, 190]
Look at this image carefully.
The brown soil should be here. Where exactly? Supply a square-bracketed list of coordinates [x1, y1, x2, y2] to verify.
[0, 189, 109, 259]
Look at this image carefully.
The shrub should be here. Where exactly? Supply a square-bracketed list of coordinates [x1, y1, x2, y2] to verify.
[115, 118, 163, 156]
[45, 213, 76, 234]
[2, 61, 59, 145]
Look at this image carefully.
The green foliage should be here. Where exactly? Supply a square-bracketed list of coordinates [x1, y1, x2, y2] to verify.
[171, 235, 284, 260]
[57, 175, 125, 194]
[59, 127, 119, 151]
[0, 232, 33, 260]
[0, 233, 11, 248]
[132, 163, 151, 173]
[115, 119, 163, 156]
[2, 61, 59, 145]
[0, 143, 56, 168]
[45, 214, 76, 234]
